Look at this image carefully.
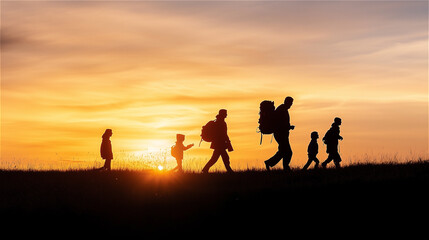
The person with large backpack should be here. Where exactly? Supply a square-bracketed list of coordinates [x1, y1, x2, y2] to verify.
[264, 96, 295, 171]
[201, 109, 234, 173]
[321, 117, 343, 169]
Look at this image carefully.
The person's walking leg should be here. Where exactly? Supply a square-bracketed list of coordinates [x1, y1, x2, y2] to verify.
[177, 158, 183, 172]
[265, 151, 282, 168]
[282, 136, 292, 171]
[202, 150, 221, 173]
[314, 157, 319, 169]
[265, 132, 285, 170]
[104, 158, 111, 171]
[333, 152, 342, 169]
[322, 154, 333, 168]
[220, 150, 233, 172]
[302, 158, 312, 170]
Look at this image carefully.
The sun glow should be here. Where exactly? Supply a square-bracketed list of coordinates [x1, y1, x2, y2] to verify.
[1, 1, 427, 171]
[157, 165, 164, 171]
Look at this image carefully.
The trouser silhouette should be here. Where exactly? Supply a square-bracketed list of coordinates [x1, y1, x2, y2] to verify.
[172, 158, 183, 172]
[202, 149, 233, 172]
[303, 155, 319, 170]
[322, 151, 341, 168]
[103, 158, 112, 170]
[265, 131, 292, 171]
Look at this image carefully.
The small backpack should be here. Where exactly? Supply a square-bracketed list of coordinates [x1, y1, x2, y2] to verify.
[257, 100, 276, 144]
[171, 144, 179, 158]
[200, 120, 217, 146]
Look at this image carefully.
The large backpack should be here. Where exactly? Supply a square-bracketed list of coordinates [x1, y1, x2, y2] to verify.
[323, 128, 334, 145]
[200, 120, 217, 146]
[257, 100, 276, 144]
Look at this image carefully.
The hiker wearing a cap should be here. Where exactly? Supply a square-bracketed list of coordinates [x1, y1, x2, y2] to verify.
[265, 96, 295, 171]
[202, 109, 234, 173]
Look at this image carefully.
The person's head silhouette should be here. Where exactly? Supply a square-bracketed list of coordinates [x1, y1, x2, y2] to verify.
[216, 109, 227, 120]
[311, 131, 319, 139]
[334, 117, 342, 126]
[284, 96, 294, 109]
[102, 129, 112, 139]
[176, 134, 185, 142]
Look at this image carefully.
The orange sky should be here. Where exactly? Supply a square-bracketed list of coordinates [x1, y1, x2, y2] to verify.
[1, 1, 428, 170]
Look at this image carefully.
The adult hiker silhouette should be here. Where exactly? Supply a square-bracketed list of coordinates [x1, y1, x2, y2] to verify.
[202, 109, 234, 173]
[322, 117, 343, 169]
[265, 96, 295, 171]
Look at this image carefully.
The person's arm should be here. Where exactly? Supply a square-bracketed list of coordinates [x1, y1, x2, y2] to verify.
[225, 122, 233, 151]
[184, 144, 194, 151]
[284, 109, 294, 130]
[337, 128, 343, 140]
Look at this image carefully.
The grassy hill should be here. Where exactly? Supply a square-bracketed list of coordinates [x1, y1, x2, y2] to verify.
[0, 161, 428, 237]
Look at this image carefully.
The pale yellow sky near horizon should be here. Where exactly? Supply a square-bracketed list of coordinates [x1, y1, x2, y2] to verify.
[1, 1, 428, 170]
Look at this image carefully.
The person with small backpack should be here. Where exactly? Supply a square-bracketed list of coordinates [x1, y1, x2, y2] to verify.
[321, 117, 343, 169]
[264, 96, 295, 172]
[171, 134, 194, 172]
[201, 109, 234, 173]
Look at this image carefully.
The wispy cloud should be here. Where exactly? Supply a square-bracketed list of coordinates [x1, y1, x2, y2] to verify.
[2, 1, 427, 166]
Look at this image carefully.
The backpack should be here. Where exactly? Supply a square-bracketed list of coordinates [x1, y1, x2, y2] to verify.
[323, 128, 334, 144]
[200, 120, 217, 146]
[257, 100, 276, 144]
[171, 144, 179, 158]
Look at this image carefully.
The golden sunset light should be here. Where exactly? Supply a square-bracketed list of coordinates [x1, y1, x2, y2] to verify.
[1, 1, 427, 170]
[1, 2, 428, 237]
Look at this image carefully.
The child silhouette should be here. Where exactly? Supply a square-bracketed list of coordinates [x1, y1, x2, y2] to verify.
[100, 129, 113, 171]
[302, 131, 319, 170]
[171, 134, 194, 172]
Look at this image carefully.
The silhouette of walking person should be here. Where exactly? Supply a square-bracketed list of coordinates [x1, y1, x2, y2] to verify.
[171, 134, 194, 172]
[202, 109, 234, 173]
[100, 129, 113, 171]
[322, 117, 343, 169]
[265, 96, 295, 171]
[302, 131, 319, 170]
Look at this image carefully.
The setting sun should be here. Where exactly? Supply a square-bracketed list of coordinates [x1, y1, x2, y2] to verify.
[157, 165, 164, 171]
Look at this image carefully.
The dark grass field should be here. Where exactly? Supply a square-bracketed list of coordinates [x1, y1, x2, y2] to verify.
[1, 161, 428, 237]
